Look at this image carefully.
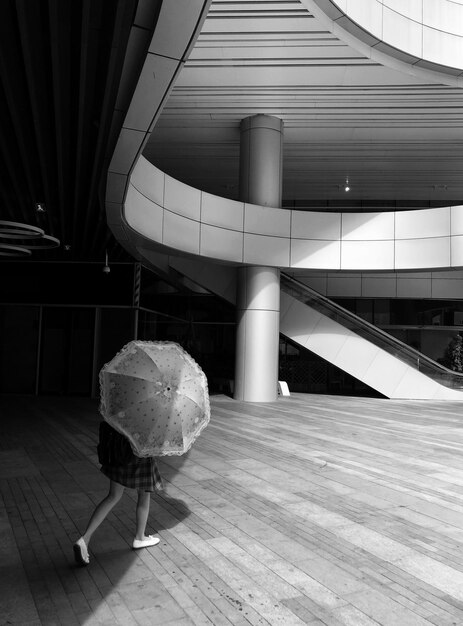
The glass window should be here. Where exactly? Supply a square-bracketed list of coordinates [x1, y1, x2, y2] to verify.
[39, 307, 95, 395]
[0, 305, 39, 393]
[374, 300, 390, 326]
[356, 299, 373, 324]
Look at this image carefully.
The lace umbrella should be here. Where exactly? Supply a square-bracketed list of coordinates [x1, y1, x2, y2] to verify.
[99, 340, 210, 456]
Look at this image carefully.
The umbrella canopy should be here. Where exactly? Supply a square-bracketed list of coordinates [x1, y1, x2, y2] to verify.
[99, 340, 210, 456]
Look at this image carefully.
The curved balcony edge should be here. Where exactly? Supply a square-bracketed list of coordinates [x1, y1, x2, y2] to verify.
[111, 155, 463, 272]
[301, 0, 463, 87]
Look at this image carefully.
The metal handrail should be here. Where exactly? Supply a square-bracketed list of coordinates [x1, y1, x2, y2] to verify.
[281, 273, 463, 389]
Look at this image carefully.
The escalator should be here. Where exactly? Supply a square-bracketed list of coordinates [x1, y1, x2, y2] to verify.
[142, 253, 463, 399]
[280, 274, 463, 400]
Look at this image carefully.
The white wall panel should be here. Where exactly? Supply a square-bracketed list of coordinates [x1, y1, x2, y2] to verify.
[327, 275, 362, 297]
[132, 157, 165, 205]
[333, 0, 347, 11]
[345, 0, 383, 38]
[341, 240, 394, 270]
[164, 176, 201, 220]
[361, 277, 397, 297]
[432, 384, 463, 401]
[451, 206, 463, 236]
[298, 276, 328, 295]
[291, 210, 340, 240]
[395, 237, 450, 269]
[432, 279, 463, 299]
[382, 0, 423, 22]
[423, 0, 463, 36]
[382, 6, 423, 58]
[201, 193, 244, 231]
[396, 206, 450, 239]
[330, 272, 375, 279]
[280, 295, 323, 346]
[362, 351, 410, 397]
[124, 185, 163, 242]
[451, 235, 463, 267]
[399, 271, 432, 278]
[305, 316, 349, 362]
[431, 270, 463, 279]
[291, 239, 341, 269]
[396, 278, 432, 298]
[392, 368, 437, 400]
[200, 224, 243, 263]
[244, 204, 290, 237]
[342, 212, 394, 240]
[423, 26, 463, 68]
[163, 211, 200, 254]
[243, 234, 290, 266]
[335, 334, 382, 380]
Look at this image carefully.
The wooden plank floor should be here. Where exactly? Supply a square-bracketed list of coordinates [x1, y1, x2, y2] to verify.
[2, 393, 463, 625]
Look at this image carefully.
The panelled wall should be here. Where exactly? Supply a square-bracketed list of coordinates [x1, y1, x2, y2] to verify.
[285, 269, 463, 299]
[125, 157, 463, 273]
[307, 0, 463, 75]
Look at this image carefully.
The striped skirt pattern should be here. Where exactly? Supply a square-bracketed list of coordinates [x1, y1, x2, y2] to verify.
[101, 456, 163, 492]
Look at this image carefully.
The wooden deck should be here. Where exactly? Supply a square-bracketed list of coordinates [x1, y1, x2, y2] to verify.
[2, 393, 463, 625]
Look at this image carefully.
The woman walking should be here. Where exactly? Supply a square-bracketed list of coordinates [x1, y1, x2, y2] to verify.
[73, 439, 163, 566]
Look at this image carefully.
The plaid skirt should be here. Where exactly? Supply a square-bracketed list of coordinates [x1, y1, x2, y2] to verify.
[101, 457, 163, 492]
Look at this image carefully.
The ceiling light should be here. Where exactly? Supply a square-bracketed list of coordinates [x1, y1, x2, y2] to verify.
[0, 220, 59, 256]
[0, 243, 32, 257]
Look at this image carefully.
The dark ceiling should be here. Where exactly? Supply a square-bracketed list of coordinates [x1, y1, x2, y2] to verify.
[0, 0, 150, 262]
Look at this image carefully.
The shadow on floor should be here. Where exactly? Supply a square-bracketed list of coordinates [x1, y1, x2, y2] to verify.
[0, 394, 194, 624]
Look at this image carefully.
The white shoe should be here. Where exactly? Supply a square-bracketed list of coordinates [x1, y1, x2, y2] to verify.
[73, 537, 90, 565]
[132, 535, 160, 549]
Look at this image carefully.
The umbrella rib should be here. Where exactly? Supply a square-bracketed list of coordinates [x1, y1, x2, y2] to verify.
[103, 370, 163, 384]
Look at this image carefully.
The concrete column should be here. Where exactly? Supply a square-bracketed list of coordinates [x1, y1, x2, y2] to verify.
[234, 266, 281, 401]
[234, 115, 283, 402]
[239, 114, 283, 207]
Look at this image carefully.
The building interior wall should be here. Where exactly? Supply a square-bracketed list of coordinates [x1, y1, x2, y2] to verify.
[2, 261, 463, 398]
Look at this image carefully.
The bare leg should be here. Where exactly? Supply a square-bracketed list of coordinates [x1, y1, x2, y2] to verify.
[135, 490, 151, 541]
[82, 480, 125, 546]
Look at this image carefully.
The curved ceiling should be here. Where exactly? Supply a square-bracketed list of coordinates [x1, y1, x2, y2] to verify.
[144, 0, 463, 211]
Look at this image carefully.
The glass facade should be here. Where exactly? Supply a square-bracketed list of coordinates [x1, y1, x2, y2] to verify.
[0, 305, 40, 394]
[334, 297, 463, 363]
[3, 261, 463, 398]
[0, 262, 236, 397]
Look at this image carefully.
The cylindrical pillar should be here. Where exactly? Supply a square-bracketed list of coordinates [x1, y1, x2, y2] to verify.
[234, 266, 281, 401]
[234, 115, 283, 402]
[239, 114, 283, 207]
